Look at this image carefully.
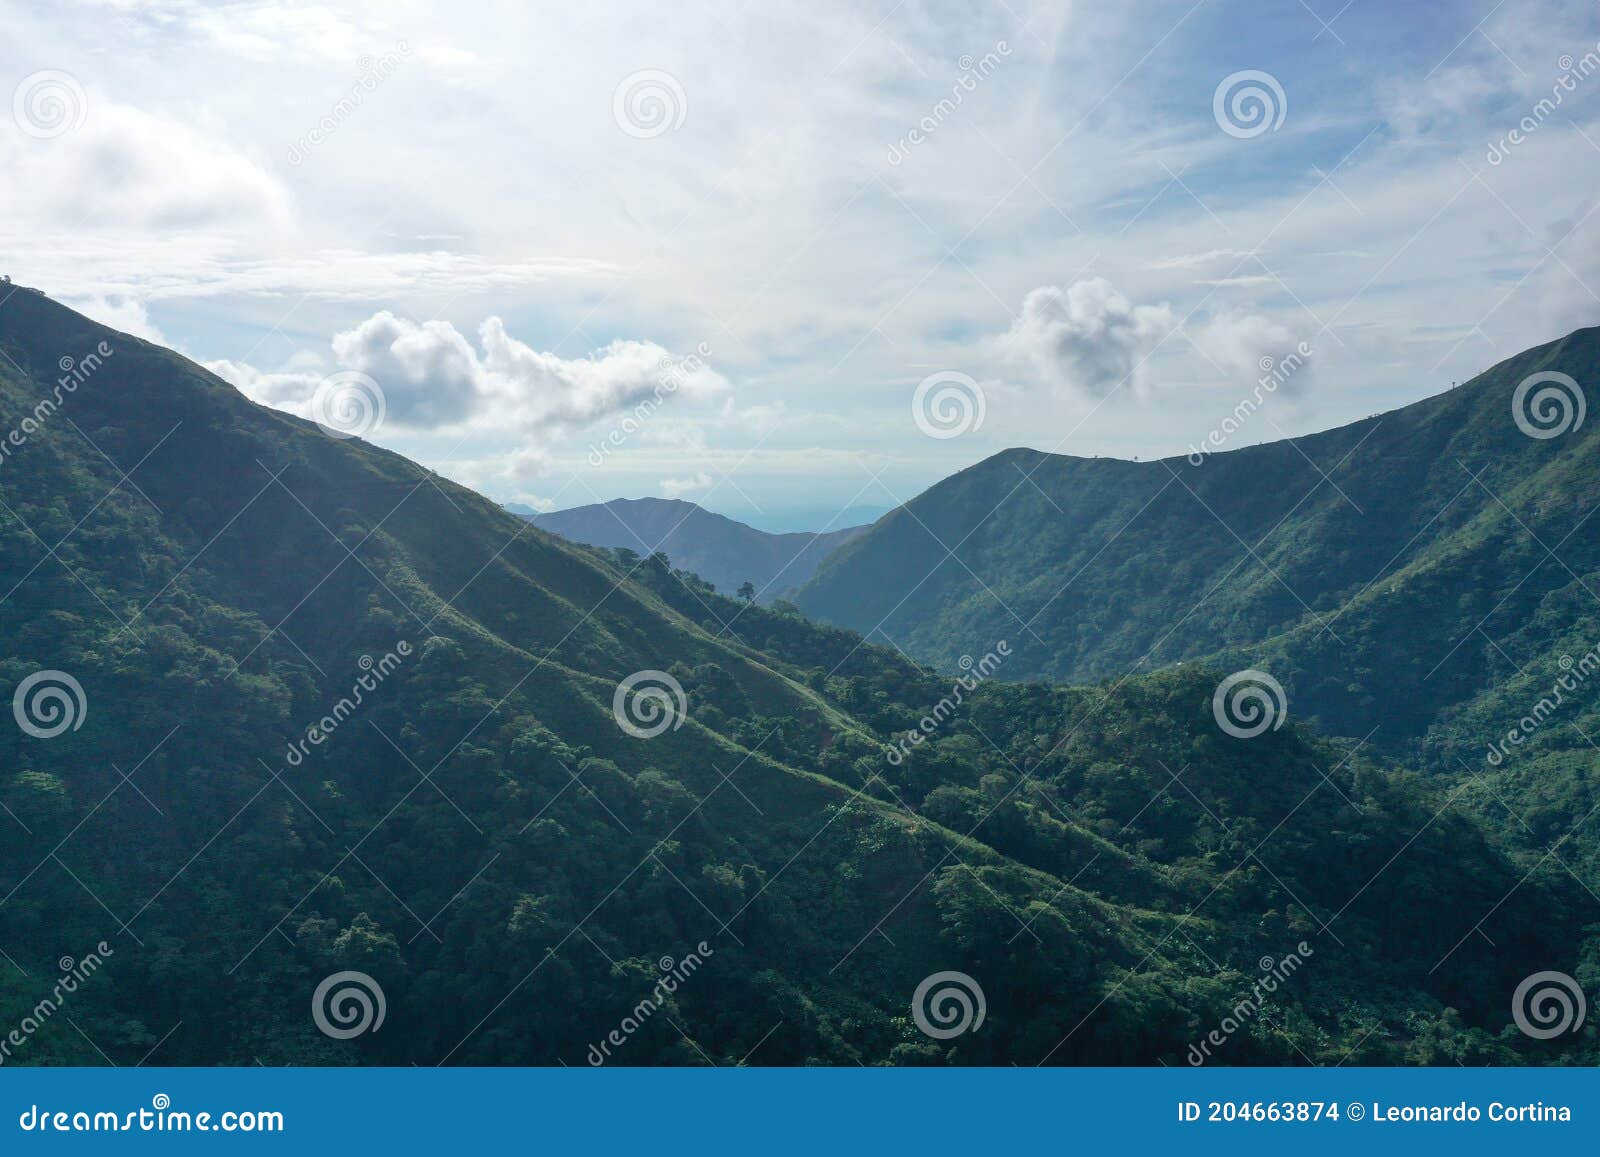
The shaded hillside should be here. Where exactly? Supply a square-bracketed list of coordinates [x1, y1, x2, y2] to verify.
[525, 497, 870, 602]
[0, 292, 1588, 1067]
[797, 326, 1600, 755]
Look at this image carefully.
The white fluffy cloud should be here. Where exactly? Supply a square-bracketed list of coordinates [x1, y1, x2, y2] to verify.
[210, 311, 730, 468]
[998, 279, 1175, 396]
[1195, 311, 1315, 392]
[332, 312, 481, 426]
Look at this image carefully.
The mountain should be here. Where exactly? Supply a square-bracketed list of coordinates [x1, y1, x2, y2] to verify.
[0, 291, 1589, 1068]
[524, 497, 870, 602]
[752, 504, 893, 533]
[797, 325, 1600, 758]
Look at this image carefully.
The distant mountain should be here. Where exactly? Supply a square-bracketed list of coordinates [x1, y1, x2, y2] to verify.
[523, 497, 870, 601]
[797, 325, 1600, 758]
[0, 291, 1579, 1067]
[748, 504, 893, 533]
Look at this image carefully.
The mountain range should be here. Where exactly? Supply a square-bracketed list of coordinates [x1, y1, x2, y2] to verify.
[0, 290, 1593, 1067]
[798, 328, 1600, 757]
[519, 497, 871, 603]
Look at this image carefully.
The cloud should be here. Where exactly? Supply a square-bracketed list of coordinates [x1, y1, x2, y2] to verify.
[3, 100, 292, 233]
[997, 279, 1175, 396]
[477, 320, 724, 430]
[333, 312, 482, 426]
[206, 359, 321, 408]
[1148, 249, 1251, 270]
[660, 471, 712, 497]
[62, 295, 167, 344]
[1195, 310, 1315, 392]
[212, 311, 730, 468]
[1194, 274, 1275, 288]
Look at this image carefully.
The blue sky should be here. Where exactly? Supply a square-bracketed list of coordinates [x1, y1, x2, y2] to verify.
[3, 0, 1599, 529]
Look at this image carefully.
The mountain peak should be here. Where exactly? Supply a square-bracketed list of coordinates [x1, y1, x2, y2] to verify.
[525, 495, 870, 598]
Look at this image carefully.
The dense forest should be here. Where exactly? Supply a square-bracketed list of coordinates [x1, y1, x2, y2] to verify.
[0, 292, 1595, 1066]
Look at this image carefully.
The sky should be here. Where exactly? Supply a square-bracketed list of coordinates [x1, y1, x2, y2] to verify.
[3, 0, 1600, 530]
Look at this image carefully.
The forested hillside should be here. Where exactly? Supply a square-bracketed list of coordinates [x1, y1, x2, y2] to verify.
[0, 293, 1590, 1066]
[798, 328, 1600, 756]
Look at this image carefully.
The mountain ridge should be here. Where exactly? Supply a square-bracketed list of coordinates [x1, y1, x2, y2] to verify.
[0, 290, 1586, 1067]
[797, 322, 1600, 753]
[524, 496, 872, 602]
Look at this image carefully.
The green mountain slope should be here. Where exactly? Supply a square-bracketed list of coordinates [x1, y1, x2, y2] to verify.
[797, 326, 1600, 755]
[0, 292, 1588, 1066]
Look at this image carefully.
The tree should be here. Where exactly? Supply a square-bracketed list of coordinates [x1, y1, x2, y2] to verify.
[737, 581, 756, 602]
